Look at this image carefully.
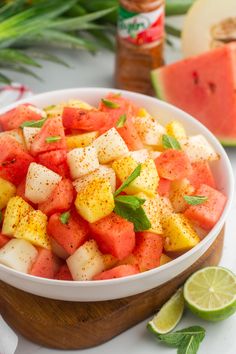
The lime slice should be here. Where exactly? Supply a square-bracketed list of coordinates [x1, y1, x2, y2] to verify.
[147, 287, 184, 334]
[184, 266, 236, 322]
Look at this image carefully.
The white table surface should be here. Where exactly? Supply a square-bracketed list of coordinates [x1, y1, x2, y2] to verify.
[3, 38, 236, 354]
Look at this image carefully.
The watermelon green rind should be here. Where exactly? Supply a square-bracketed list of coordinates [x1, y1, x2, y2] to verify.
[151, 70, 166, 100]
[218, 137, 236, 147]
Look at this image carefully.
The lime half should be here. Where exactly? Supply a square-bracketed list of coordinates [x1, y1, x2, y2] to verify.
[147, 287, 184, 334]
[184, 266, 236, 322]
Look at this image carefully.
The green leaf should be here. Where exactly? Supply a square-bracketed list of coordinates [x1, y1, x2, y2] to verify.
[45, 136, 61, 143]
[59, 211, 71, 225]
[177, 335, 203, 354]
[157, 326, 205, 350]
[20, 118, 47, 129]
[0, 63, 42, 80]
[0, 210, 2, 224]
[162, 134, 181, 150]
[114, 202, 151, 232]
[114, 164, 141, 197]
[48, 7, 117, 32]
[101, 98, 120, 109]
[27, 51, 70, 68]
[0, 49, 41, 67]
[114, 195, 145, 210]
[165, 24, 182, 38]
[88, 29, 115, 51]
[184, 195, 208, 206]
[0, 72, 11, 84]
[165, 0, 195, 16]
[116, 114, 127, 128]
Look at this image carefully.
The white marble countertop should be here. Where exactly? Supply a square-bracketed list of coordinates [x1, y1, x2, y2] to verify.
[3, 41, 236, 354]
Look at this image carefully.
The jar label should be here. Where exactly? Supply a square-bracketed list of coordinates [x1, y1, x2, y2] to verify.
[118, 5, 165, 46]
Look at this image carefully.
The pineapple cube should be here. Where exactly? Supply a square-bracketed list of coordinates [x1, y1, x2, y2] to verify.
[0, 177, 16, 209]
[133, 115, 166, 146]
[166, 120, 187, 140]
[136, 193, 163, 234]
[169, 178, 195, 213]
[162, 213, 200, 252]
[75, 177, 115, 223]
[44, 99, 93, 119]
[14, 210, 51, 249]
[160, 254, 172, 266]
[25, 162, 62, 204]
[2, 196, 33, 236]
[66, 131, 98, 150]
[112, 156, 159, 197]
[73, 165, 116, 194]
[23, 127, 41, 150]
[67, 146, 99, 179]
[137, 108, 150, 118]
[92, 128, 129, 164]
[180, 135, 219, 162]
[158, 196, 174, 221]
[0, 239, 38, 273]
[66, 239, 105, 280]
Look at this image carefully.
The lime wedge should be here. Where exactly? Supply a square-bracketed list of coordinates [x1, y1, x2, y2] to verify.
[184, 266, 236, 322]
[147, 287, 184, 334]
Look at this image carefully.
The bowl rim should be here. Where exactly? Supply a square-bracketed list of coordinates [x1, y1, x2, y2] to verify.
[0, 87, 234, 288]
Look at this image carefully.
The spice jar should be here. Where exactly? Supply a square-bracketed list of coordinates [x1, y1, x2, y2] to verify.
[115, 0, 165, 95]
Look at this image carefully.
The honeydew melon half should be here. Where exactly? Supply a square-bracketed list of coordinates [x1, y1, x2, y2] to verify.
[151, 43, 236, 146]
[182, 0, 236, 58]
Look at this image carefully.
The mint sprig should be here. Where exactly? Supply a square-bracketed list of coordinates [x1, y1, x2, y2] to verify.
[101, 98, 120, 109]
[156, 326, 205, 354]
[20, 117, 47, 129]
[59, 211, 70, 224]
[114, 164, 141, 197]
[162, 134, 181, 150]
[113, 164, 151, 231]
[116, 113, 127, 128]
[184, 195, 208, 206]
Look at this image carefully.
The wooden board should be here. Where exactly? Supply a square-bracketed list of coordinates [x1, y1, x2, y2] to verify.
[0, 227, 224, 350]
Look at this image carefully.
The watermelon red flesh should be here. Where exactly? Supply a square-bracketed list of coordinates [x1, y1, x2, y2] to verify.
[184, 184, 227, 230]
[0, 135, 34, 185]
[55, 264, 73, 281]
[116, 118, 143, 151]
[0, 104, 42, 131]
[93, 264, 139, 280]
[155, 150, 192, 181]
[188, 161, 216, 190]
[0, 233, 10, 248]
[30, 117, 66, 156]
[37, 150, 70, 178]
[157, 178, 171, 197]
[133, 232, 163, 271]
[38, 179, 74, 216]
[90, 213, 135, 260]
[47, 212, 89, 255]
[30, 248, 61, 279]
[151, 43, 236, 144]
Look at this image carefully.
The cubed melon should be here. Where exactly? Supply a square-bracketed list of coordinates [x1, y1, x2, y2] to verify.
[134, 232, 163, 271]
[155, 150, 192, 181]
[0, 177, 16, 209]
[66, 131, 98, 150]
[67, 146, 99, 179]
[30, 248, 60, 279]
[93, 264, 139, 280]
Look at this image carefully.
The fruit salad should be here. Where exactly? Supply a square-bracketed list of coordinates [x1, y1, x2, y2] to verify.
[0, 93, 227, 281]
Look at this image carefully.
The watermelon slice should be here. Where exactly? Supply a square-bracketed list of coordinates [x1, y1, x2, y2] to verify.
[151, 43, 236, 145]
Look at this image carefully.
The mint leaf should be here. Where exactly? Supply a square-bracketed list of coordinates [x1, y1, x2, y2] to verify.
[20, 117, 47, 129]
[116, 114, 127, 128]
[101, 98, 120, 109]
[114, 164, 141, 197]
[162, 134, 181, 150]
[59, 211, 70, 225]
[157, 326, 205, 353]
[0, 210, 2, 224]
[184, 195, 208, 205]
[114, 202, 151, 232]
[45, 135, 61, 143]
[114, 195, 145, 210]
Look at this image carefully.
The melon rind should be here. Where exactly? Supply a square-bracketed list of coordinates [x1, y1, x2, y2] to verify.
[151, 70, 166, 100]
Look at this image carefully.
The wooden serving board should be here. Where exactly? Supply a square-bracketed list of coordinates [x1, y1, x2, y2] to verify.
[0, 227, 224, 350]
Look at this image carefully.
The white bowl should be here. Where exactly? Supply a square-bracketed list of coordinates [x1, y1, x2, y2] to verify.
[0, 88, 234, 301]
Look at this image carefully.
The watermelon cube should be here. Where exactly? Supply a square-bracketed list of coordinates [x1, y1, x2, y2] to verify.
[47, 212, 89, 255]
[0, 233, 10, 248]
[90, 213, 135, 260]
[155, 150, 192, 181]
[133, 232, 163, 271]
[55, 264, 73, 281]
[188, 161, 216, 189]
[184, 184, 227, 230]
[30, 248, 60, 279]
[93, 264, 139, 280]
[37, 150, 70, 178]
[38, 178, 74, 216]
[157, 178, 171, 197]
